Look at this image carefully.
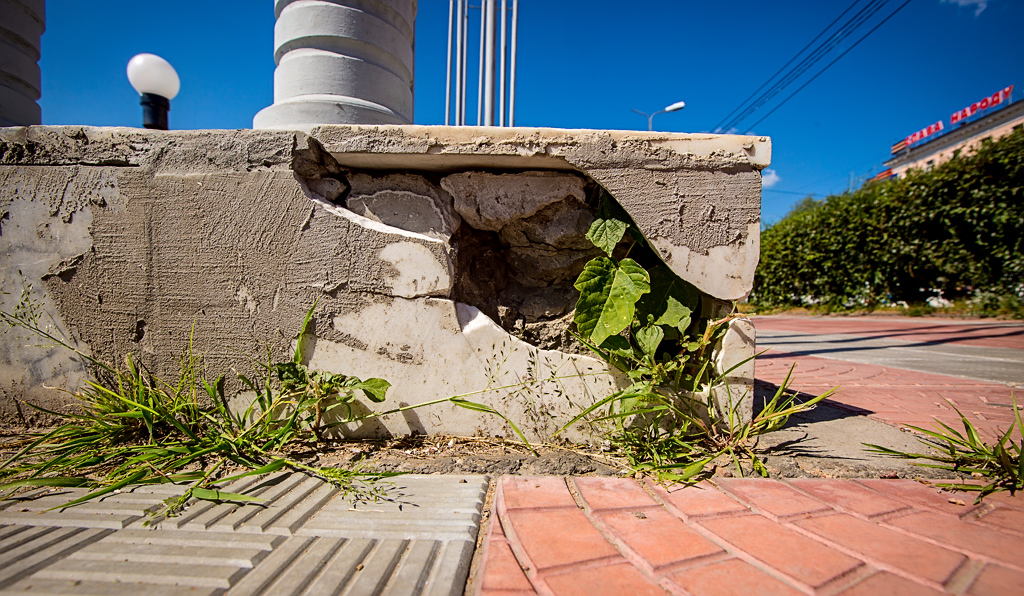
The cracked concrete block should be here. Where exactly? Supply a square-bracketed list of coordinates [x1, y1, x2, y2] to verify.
[314, 125, 768, 301]
[346, 173, 460, 238]
[711, 317, 757, 425]
[0, 125, 764, 434]
[441, 171, 586, 232]
[306, 176, 347, 203]
[506, 245, 601, 287]
[0, 166, 99, 422]
[305, 297, 615, 442]
[498, 198, 595, 250]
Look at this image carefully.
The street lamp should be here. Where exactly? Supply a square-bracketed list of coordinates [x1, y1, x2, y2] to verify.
[126, 54, 180, 130]
[632, 100, 686, 131]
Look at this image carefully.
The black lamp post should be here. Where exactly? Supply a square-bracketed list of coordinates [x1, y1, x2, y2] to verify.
[140, 93, 170, 130]
[127, 54, 180, 131]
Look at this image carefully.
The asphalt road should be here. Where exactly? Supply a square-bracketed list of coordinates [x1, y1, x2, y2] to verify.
[754, 316, 1024, 387]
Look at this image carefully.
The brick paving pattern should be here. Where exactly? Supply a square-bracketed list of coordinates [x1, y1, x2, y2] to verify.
[753, 316, 1024, 438]
[755, 352, 1020, 438]
[475, 476, 1024, 596]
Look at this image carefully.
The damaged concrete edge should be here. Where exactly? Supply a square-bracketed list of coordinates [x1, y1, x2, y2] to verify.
[711, 317, 757, 425]
[0, 126, 296, 172]
[306, 125, 771, 171]
[304, 125, 768, 302]
[299, 183, 455, 299]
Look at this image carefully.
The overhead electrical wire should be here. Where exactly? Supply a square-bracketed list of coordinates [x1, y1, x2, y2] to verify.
[714, 0, 903, 134]
[711, 0, 862, 133]
[742, 0, 914, 133]
[716, 0, 889, 133]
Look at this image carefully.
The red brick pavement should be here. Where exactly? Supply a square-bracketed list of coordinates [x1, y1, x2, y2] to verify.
[755, 352, 1020, 439]
[473, 476, 1024, 596]
[752, 316, 1024, 350]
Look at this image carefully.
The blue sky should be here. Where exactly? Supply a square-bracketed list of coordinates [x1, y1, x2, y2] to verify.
[39, 0, 1024, 222]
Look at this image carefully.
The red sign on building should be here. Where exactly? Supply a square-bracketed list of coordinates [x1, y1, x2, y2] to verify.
[904, 121, 944, 145]
[891, 84, 1015, 154]
[951, 85, 1014, 124]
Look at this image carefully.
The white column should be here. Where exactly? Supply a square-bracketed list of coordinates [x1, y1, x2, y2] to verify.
[0, 0, 44, 126]
[254, 0, 416, 130]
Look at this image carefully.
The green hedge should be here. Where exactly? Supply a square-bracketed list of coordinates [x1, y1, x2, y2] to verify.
[752, 127, 1024, 308]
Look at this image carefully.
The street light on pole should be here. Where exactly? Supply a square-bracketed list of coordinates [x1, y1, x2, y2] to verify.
[632, 100, 686, 131]
[127, 54, 180, 130]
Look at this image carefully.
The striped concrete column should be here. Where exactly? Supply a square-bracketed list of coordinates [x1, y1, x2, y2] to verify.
[0, 0, 44, 126]
[254, 0, 416, 130]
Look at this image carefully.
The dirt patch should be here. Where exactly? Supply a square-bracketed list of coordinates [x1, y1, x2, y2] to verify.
[284, 393, 959, 482]
[293, 435, 629, 477]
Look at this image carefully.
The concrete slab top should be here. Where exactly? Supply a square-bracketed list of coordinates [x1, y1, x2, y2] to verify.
[308, 124, 771, 171]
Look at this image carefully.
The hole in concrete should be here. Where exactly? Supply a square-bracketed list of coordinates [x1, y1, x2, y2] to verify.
[133, 320, 146, 343]
[291, 140, 699, 354]
[448, 196, 600, 354]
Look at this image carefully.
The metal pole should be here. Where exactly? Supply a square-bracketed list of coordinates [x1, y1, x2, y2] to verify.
[461, 0, 468, 125]
[454, 0, 463, 125]
[484, 0, 496, 126]
[445, 0, 454, 125]
[477, 1, 485, 126]
[499, 0, 507, 126]
[509, 0, 518, 127]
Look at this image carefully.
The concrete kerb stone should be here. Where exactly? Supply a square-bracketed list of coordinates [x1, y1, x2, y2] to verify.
[0, 124, 765, 438]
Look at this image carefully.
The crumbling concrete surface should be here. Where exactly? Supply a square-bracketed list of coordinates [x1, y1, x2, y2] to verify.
[0, 125, 768, 439]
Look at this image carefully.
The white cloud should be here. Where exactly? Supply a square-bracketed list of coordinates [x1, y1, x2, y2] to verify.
[943, 0, 987, 16]
[762, 169, 781, 188]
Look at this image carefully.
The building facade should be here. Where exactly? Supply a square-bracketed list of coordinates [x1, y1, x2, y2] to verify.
[879, 86, 1024, 179]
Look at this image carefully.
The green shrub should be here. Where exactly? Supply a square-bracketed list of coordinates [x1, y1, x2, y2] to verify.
[753, 128, 1024, 313]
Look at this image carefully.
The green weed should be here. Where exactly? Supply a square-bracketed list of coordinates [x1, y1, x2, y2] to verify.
[0, 300, 534, 517]
[865, 398, 1022, 502]
[561, 196, 833, 482]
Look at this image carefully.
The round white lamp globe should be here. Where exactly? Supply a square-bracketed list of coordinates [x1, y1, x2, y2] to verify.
[126, 53, 180, 100]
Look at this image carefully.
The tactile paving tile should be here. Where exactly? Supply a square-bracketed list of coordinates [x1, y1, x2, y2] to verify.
[0, 485, 171, 529]
[298, 474, 489, 541]
[0, 473, 488, 596]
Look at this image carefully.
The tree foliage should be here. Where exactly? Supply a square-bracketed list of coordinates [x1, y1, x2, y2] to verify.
[753, 128, 1024, 308]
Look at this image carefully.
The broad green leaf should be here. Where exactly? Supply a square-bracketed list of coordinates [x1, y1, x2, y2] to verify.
[349, 378, 391, 403]
[574, 257, 650, 346]
[635, 264, 699, 334]
[586, 218, 629, 256]
[599, 335, 639, 360]
[635, 325, 664, 360]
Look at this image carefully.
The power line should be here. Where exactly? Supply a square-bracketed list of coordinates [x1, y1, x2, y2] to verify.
[717, 0, 890, 134]
[712, 0, 862, 133]
[743, 0, 914, 133]
[717, 0, 886, 132]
